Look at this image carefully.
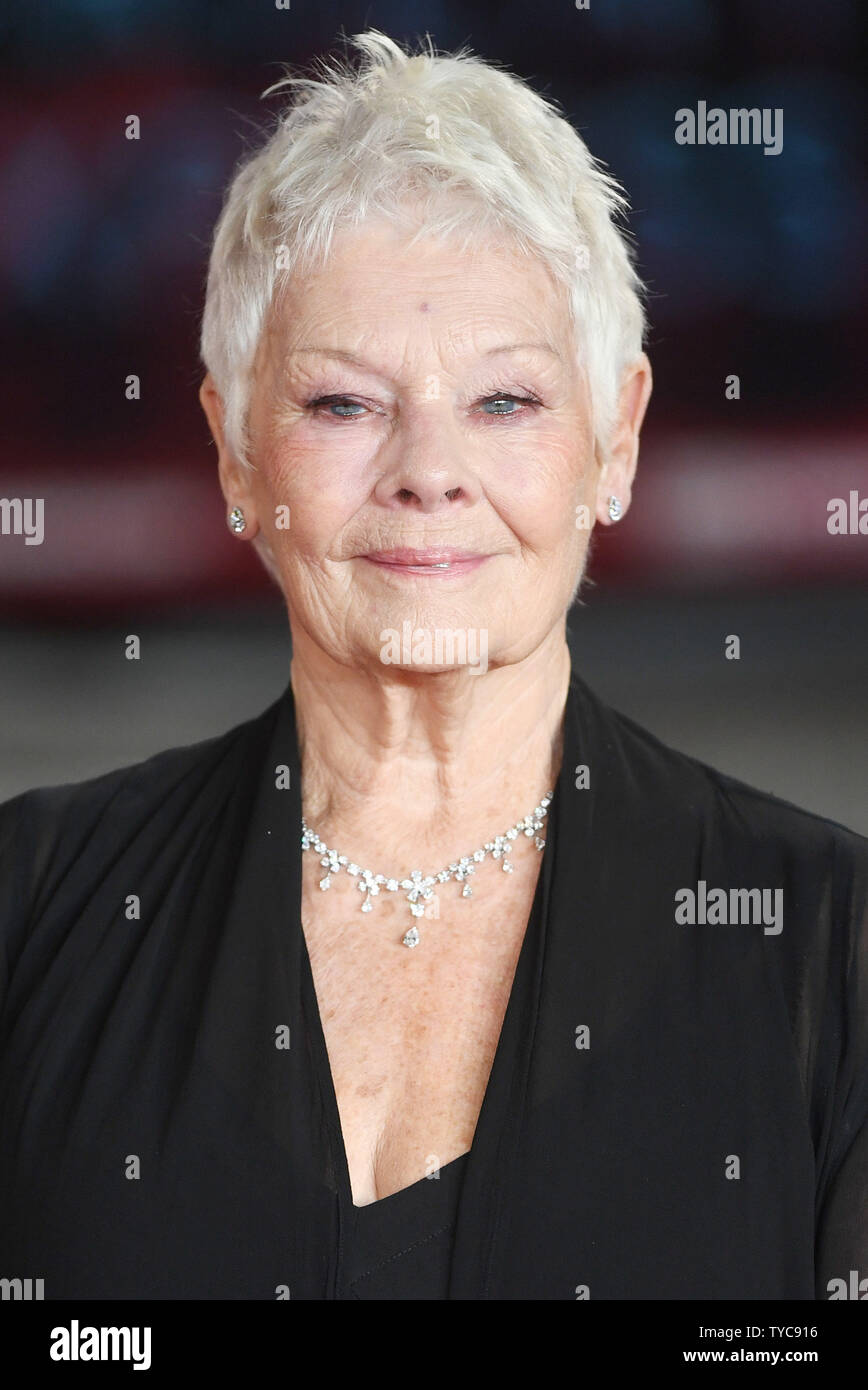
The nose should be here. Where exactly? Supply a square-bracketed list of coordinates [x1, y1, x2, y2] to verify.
[372, 408, 483, 513]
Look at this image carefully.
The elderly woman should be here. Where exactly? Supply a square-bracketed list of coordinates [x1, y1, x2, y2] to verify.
[1, 31, 866, 1303]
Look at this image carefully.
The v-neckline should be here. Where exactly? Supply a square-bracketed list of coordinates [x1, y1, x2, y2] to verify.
[348, 1148, 471, 1217]
[297, 795, 557, 1213]
[249, 667, 585, 1294]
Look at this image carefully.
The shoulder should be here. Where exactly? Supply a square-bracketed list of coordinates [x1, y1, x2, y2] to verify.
[572, 675, 868, 1126]
[0, 693, 285, 926]
[571, 670, 868, 891]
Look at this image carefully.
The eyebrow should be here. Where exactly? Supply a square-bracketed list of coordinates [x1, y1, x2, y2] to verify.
[483, 341, 563, 360]
[290, 341, 563, 369]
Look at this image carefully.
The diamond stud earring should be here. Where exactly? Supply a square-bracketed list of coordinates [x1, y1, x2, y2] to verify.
[607, 496, 623, 522]
[227, 506, 246, 535]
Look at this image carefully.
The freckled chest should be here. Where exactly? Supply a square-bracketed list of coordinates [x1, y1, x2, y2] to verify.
[300, 847, 542, 1204]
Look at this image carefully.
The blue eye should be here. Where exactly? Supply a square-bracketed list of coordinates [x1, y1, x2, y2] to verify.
[307, 392, 538, 418]
[309, 396, 367, 417]
[479, 394, 537, 415]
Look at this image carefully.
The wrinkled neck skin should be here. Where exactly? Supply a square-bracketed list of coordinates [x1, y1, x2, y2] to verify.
[290, 620, 572, 868]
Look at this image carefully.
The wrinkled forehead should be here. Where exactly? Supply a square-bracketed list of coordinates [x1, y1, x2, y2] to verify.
[258, 216, 575, 374]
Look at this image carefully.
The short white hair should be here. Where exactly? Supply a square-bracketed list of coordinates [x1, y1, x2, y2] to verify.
[200, 29, 646, 469]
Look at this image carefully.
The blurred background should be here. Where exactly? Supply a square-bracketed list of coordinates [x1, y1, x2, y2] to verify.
[0, 0, 865, 828]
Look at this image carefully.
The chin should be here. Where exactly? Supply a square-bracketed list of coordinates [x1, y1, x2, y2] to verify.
[371, 618, 492, 678]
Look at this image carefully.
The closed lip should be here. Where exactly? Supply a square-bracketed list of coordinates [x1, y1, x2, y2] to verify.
[360, 548, 488, 566]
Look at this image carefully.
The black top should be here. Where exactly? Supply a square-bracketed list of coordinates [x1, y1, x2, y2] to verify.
[0, 663, 866, 1300]
[337, 1152, 470, 1299]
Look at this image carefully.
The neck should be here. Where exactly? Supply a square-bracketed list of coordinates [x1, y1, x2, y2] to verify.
[290, 624, 572, 866]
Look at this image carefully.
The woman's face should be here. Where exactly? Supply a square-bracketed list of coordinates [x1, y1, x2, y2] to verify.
[207, 217, 646, 676]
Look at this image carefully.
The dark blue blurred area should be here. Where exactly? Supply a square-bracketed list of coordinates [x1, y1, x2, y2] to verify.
[2, 0, 864, 413]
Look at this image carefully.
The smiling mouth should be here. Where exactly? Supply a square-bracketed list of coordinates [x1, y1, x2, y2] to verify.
[359, 548, 489, 575]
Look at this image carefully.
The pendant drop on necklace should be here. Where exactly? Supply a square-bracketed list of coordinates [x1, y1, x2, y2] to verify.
[301, 791, 553, 948]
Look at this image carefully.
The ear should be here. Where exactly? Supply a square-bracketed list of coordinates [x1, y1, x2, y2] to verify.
[594, 353, 652, 525]
[199, 373, 260, 538]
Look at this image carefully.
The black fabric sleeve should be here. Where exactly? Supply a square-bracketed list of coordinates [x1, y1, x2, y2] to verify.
[0, 792, 32, 1023]
[814, 827, 868, 1299]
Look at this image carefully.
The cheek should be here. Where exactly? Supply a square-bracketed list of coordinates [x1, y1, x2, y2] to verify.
[488, 428, 594, 554]
[252, 433, 371, 553]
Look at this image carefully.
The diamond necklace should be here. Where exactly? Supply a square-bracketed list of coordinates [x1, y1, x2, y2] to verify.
[301, 791, 553, 949]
